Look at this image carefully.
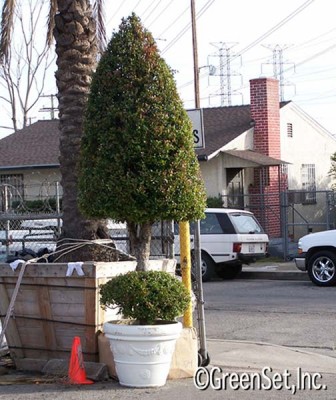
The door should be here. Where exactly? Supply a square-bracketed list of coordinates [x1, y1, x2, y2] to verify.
[226, 168, 244, 209]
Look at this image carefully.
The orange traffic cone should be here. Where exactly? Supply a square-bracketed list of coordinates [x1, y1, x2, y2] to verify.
[68, 336, 94, 385]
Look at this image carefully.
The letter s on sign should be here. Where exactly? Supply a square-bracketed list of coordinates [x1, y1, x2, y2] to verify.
[193, 129, 200, 144]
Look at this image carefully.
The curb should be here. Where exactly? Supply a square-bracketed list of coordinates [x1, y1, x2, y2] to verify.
[206, 339, 336, 374]
[240, 270, 309, 281]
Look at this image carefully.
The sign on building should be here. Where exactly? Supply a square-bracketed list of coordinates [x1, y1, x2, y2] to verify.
[187, 109, 205, 149]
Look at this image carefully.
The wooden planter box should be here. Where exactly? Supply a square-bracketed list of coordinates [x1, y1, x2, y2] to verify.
[0, 259, 175, 370]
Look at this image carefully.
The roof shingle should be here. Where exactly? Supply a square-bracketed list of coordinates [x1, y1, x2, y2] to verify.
[0, 120, 60, 169]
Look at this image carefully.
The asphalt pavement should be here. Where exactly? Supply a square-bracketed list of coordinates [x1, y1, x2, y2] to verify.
[1, 260, 336, 399]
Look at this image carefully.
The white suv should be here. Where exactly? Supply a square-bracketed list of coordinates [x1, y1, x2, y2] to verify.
[174, 208, 269, 281]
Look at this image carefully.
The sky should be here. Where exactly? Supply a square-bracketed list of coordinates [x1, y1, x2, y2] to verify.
[1, 0, 336, 138]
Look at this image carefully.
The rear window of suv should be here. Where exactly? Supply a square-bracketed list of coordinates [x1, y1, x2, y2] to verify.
[228, 212, 264, 234]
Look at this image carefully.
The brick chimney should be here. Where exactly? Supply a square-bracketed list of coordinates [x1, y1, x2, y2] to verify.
[248, 78, 285, 239]
[250, 77, 280, 159]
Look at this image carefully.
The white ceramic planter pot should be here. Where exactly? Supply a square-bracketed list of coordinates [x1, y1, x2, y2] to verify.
[103, 320, 182, 387]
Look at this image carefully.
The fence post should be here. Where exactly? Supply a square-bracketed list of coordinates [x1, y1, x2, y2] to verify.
[3, 185, 10, 258]
[280, 191, 288, 260]
[326, 191, 331, 230]
[55, 182, 61, 236]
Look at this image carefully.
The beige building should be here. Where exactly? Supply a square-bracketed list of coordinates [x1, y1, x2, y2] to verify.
[0, 119, 61, 205]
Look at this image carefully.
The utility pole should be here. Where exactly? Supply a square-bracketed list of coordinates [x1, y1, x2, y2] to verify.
[189, 0, 208, 367]
[39, 94, 58, 119]
[191, 0, 200, 109]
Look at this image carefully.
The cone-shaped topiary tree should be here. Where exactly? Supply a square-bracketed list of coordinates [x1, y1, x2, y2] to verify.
[78, 13, 206, 271]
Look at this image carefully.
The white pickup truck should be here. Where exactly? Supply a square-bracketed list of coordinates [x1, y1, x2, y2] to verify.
[295, 230, 336, 286]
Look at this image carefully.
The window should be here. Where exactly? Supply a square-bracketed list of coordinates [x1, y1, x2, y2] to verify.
[281, 164, 288, 175]
[229, 212, 263, 234]
[0, 174, 24, 205]
[301, 164, 316, 204]
[287, 123, 293, 137]
[200, 213, 224, 235]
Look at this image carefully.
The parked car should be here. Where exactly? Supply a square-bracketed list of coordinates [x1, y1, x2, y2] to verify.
[295, 230, 336, 286]
[174, 208, 269, 281]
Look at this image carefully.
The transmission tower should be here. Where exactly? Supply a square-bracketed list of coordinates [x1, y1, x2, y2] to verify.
[261, 44, 295, 101]
[207, 42, 242, 106]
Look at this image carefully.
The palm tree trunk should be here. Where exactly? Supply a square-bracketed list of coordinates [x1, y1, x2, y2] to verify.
[53, 0, 115, 261]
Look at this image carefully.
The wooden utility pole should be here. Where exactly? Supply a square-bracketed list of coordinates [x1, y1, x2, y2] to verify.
[190, 0, 208, 367]
[191, 0, 200, 108]
[191, 0, 202, 303]
[39, 94, 58, 119]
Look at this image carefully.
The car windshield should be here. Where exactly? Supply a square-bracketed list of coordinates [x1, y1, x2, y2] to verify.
[228, 213, 263, 234]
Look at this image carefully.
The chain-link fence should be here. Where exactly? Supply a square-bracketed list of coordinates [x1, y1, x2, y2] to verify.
[0, 183, 174, 262]
[282, 189, 336, 240]
[0, 183, 62, 261]
[221, 189, 336, 260]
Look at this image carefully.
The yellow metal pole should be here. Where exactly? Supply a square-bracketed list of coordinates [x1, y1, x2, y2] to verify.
[179, 221, 193, 327]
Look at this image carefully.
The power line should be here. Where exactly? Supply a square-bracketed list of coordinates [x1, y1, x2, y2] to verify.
[146, 0, 178, 29]
[237, 0, 316, 58]
[142, 0, 163, 24]
[162, 0, 215, 55]
[106, 0, 131, 26]
[157, 6, 190, 41]
[133, 0, 144, 13]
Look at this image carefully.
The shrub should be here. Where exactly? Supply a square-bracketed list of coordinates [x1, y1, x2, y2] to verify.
[99, 270, 190, 325]
[206, 196, 223, 208]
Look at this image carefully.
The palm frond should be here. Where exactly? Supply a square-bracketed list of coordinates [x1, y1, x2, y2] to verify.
[46, 0, 57, 47]
[0, 0, 16, 63]
[93, 0, 106, 53]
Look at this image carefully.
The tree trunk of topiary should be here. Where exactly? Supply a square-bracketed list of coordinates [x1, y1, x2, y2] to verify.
[128, 222, 152, 271]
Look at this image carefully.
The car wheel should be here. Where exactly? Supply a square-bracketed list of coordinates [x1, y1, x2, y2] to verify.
[192, 252, 215, 282]
[307, 251, 336, 286]
[217, 264, 242, 280]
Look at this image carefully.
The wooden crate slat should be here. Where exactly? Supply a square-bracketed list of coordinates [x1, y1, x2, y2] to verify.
[0, 278, 25, 359]
[36, 277, 58, 351]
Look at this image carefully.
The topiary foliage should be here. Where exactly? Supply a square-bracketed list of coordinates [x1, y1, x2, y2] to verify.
[78, 13, 206, 269]
[99, 270, 190, 325]
[79, 13, 205, 222]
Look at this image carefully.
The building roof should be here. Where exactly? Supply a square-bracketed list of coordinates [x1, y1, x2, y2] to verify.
[0, 101, 292, 170]
[0, 120, 60, 170]
[196, 102, 291, 159]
